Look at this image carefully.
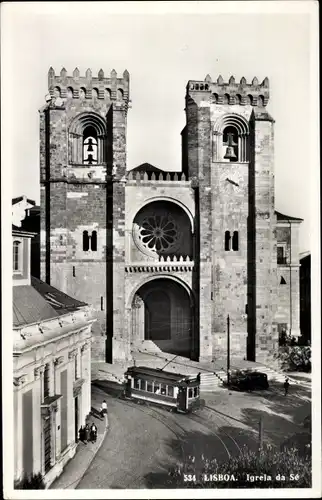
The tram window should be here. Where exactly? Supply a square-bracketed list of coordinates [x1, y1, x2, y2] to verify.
[154, 383, 161, 394]
[146, 381, 153, 392]
[167, 386, 174, 397]
[160, 384, 167, 395]
[194, 387, 198, 398]
[188, 388, 193, 398]
[140, 380, 147, 392]
[134, 378, 140, 390]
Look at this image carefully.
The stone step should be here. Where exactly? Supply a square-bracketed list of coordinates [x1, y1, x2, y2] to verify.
[133, 340, 163, 353]
[200, 371, 227, 391]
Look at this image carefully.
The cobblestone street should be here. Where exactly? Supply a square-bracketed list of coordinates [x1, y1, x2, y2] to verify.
[68, 379, 311, 489]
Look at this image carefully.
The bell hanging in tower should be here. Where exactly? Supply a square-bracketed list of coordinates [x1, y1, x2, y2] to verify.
[224, 133, 237, 161]
[87, 138, 94, 152]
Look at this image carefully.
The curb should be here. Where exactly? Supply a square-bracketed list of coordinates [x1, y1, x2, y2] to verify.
[72, 415, 109, 489]
[51, 411, 109, 489]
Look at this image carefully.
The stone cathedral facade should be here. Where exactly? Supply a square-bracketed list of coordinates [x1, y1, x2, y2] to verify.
[38, 67, 303, 365]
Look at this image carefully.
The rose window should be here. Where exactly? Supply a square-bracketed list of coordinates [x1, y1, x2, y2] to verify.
[138, 214, 179, 253]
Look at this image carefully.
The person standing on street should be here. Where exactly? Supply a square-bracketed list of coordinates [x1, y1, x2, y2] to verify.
[84, 423, 90, 444]
[284, 377, 290, 396]
[78, 425, 85, 443]
[90, 422, 97, 443]
[100, 400, 108, 418]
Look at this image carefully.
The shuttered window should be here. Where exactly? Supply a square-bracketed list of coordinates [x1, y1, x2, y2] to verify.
[60, 370, 68, 452]
[43, 417, 51, 473]
[43, 364, 50, 400]
[23, 390, 33, 475]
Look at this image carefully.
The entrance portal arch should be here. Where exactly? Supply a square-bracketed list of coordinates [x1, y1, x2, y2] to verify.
[130, 278, 197, 359]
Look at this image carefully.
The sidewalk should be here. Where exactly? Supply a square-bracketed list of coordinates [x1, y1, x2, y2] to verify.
[51, 386, 109, 489]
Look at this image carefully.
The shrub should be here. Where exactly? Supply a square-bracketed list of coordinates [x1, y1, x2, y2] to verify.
[14, 472, 45, 489]
[275, 345, 311, 372]
[169, 445, 311, 488]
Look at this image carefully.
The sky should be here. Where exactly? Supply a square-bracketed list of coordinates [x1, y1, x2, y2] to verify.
[2, 1, 318, 254]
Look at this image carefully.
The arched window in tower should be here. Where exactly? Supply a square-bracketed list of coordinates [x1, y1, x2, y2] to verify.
[257, 95, 264, 107]
[225, 231, 231, 251]
[223, 126, 238, 162]
[213, 114, 249, 162]
[83, 231, 90, 251]
[91, 231, 97, 251]
[69, 112, 107, 165]
[53, 86, 61, 98]
[117, 88, 124, 101]
[83, 126, 98, 165]
[232, 231, 239, 251]
[105, 88, 111, 101]
[67, 87, 74, 99]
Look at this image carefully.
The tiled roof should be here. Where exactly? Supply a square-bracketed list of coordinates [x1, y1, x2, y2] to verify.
[130, 162, 164, 173]
[31, 277, 87, 313]
[275, 211, 303, 222]
[12, 196, 36, 206]
[13, 285, 60, 327]
[13, 278, 87, 328]
[12, 225, 36, 236]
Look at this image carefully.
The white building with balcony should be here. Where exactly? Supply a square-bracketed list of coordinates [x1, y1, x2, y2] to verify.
[12, 196, 95, 487]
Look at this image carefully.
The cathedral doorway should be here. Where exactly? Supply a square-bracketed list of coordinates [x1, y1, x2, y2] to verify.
[131, 278, 196, 359]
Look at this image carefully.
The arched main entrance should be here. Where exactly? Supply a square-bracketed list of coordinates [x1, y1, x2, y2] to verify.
[131, 278, 196, 359]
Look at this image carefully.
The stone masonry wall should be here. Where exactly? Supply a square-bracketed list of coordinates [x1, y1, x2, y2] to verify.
[275, 224, 301, 336]
[195, 106, 213, 361]
[250, 113, 278, 364]
[110, 104, 129, 362]
[211, 161, 248, 357]
[39, 79, 129, 362]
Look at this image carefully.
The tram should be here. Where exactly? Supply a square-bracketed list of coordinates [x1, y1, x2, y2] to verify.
[123, 366, 201, 413]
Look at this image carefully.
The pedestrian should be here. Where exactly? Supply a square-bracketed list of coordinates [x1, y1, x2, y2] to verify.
[84, 423, 90, 444]
[284, 377, 290, 396]
[78, 425, 85, 443]
[100, 399, 107, 418]
[90, 422, 97, 443]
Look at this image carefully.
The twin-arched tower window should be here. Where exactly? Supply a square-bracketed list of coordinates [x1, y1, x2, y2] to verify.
[83, 231, 97, 251]
[69, 113, 107, 165]
[225, 231, 239, 251]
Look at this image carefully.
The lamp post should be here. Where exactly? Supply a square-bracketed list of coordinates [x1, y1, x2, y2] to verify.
[258, 417, 263, 454]
[227, 314, 230, 386]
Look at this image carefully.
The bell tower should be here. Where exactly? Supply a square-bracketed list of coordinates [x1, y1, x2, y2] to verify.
[184, 74, 278, 363]
[39, 67, 130, 362]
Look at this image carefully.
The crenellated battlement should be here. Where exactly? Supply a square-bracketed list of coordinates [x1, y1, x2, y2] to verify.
[186, 74, 269, 106]
[127, 170, 189, 183]
[48, 67, 130, 102]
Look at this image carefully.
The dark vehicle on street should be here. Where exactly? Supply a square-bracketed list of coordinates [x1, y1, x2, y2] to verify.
[229, 370, 269, 391]
[123, 366, 201, 413]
